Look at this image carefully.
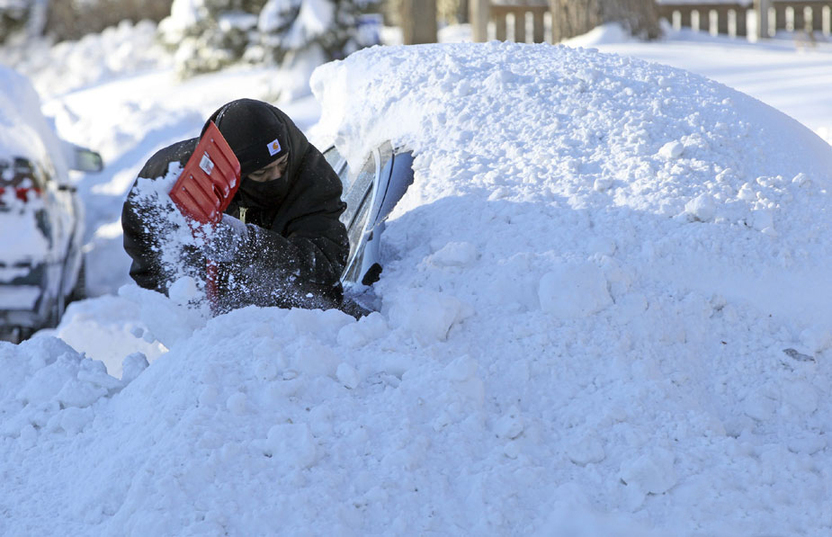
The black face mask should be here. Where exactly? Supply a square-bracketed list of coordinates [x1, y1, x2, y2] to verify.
[238, 175, 290, 209]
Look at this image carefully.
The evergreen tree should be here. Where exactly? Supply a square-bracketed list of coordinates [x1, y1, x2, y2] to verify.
[0, 0, 46, 44]
[158, 0, 375, 79]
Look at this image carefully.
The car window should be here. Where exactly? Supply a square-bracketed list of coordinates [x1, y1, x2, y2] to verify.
[0, 158, 46, 190]
[375, 151, 414, 223]
[335, 142, 414, 286]
[376, 143, 393, 172]
[342, 154, 375, 258]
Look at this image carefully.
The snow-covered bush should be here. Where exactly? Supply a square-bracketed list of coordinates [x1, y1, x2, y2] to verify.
[1, 0, 173, 44]
[0, 0, 46, 44]
[0, 19, 171, 99]
[43, 0, 173, 42]
[158, 0, 377, 82]
[0, 0, 26, 42]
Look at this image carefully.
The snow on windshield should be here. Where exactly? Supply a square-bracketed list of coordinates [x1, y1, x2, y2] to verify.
[3, 41, 832, 536]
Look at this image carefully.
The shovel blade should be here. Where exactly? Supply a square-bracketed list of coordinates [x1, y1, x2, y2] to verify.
[169, 121, 241, 224]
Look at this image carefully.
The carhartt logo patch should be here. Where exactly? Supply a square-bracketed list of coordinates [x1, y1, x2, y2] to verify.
[267, 138, 281, 156]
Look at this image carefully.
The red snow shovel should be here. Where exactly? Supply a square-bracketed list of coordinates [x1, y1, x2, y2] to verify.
[169, 121, 241, 310]
[170, 121, 240, 224]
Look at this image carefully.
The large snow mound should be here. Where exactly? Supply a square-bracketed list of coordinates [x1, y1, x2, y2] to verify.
[3, 42, 832, 536]
[311, 42, 832, 331]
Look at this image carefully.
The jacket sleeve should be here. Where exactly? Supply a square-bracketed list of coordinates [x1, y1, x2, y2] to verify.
[121, 140, 198, 294]
[122, 189, 169, 293]
[227, 147, 349, 307]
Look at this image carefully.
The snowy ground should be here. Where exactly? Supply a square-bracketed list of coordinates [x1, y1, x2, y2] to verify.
[2, 21, 832, 536]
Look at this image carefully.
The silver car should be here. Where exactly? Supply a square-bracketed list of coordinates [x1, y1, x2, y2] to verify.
[0, 66, 102, 342]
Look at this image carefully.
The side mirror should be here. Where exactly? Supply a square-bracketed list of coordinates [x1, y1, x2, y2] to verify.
[70, 145, 104, 173]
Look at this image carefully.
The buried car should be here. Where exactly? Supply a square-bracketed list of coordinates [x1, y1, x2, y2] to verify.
[0, 65, 103, 343]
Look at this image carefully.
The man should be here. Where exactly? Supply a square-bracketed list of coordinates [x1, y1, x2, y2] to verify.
[122, 98, 352, 315]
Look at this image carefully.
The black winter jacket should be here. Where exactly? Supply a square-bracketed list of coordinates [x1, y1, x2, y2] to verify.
[121, 102, 349, 313]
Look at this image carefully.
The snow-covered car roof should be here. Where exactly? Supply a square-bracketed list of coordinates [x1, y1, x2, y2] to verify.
[0, 64, 68, 178]
[312, 42, 832, 326]
[313, 42, 832, 213]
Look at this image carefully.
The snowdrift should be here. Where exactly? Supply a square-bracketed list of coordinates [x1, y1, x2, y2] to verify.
[3, 42, 832, 536]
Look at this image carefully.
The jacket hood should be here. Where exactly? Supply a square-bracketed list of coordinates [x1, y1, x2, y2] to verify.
[202, 98, 309, 179]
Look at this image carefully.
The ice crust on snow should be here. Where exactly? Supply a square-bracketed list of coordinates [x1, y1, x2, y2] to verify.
[4, 42, 832, 536]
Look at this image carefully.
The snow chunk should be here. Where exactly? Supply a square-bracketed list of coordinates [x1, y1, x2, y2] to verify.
[427, 241, 479, 268]
[290, 337, 339, 378]
[494, 405, 524, 439]
[658, 140, 684, 159]
[59, 406, 94, 435]
[336, 311, 388, 348]
[444, 354, 478, 382]
[168, 276, 199, 306]
[263, 423, 318, 469]
[226, 392, 247, 415]
[593, 177, 614, 192]
[336, 363, 360, 389]
[684, 193, 717, 222]
[539, 262, 612, 318]
[799, 325, 832, 354]
[120, 352, 149, 384]
[443, 355, 484, 405]
[388, 289, 469, 343]
[567, 436, 606, 467]
[619, 448, 677, 495]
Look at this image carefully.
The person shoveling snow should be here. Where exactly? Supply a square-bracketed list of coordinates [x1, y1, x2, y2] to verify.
[121, 98, 364, 317]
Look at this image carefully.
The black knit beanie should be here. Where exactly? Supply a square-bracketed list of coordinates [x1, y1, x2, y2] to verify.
[203, 99, 291, 179]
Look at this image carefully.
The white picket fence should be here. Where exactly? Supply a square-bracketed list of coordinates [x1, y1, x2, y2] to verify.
[469, 0, 832, 42]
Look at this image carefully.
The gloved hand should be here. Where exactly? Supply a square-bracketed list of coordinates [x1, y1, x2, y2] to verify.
[201, 214, 249, 262]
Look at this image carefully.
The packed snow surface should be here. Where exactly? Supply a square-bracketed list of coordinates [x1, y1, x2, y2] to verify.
[3, 40, 832, 536]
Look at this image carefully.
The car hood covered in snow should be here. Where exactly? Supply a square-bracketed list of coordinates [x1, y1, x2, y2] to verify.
[3, 42, 832, 536]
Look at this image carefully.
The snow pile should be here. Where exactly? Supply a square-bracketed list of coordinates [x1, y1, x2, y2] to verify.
[3, 42, 832, 536]
[0, 19, 170, 99]
[312, 42, 832, 333]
